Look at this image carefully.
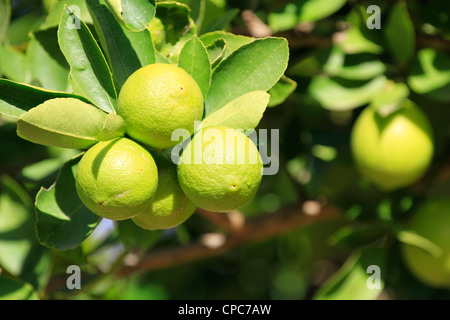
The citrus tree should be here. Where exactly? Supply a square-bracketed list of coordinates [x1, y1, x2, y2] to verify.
[0, 0, 449, 300]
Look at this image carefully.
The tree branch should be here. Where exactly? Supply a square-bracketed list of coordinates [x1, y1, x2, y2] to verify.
[116, 203, 341, 277]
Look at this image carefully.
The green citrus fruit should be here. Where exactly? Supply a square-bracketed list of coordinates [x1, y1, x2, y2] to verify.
[75, 137, 158, 220]
[117, 63, 204, 150]
[177, 126, 263, 212]
[401, 198, 450, 288]
[350, 100, 434, 191]
[132, 150, 197, 230]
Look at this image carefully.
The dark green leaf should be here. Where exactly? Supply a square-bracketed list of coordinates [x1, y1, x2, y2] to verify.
[205, 37, 289, 115]
[17, 98, 125, 149]
[35, 154, 101, 250]
[87, 0, 156, 89]
[384, 2, 415, 64]
[58, 6, 117, 113]
[117, 219, 163, 252]
[200, 8, 239, 34]
[0, 78, 89, 120]
[178, 35, 211, 98]
[0, 276, 38, 300]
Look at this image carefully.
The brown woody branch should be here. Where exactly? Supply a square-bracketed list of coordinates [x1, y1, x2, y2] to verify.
[116, 202, 341, 277]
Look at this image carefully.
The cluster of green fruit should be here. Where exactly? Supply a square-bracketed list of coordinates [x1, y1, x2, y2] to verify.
[75, 63, 263, 230]
[350, 101, 450, 289]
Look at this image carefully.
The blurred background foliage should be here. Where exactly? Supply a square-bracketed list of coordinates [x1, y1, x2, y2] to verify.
[0, 0, 449, 300]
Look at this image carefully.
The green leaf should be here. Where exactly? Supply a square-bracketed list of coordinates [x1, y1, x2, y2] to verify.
[205, 37, 226, 68]
[26, 37, 69, 91]
[314, 247, 385, 300]
[298, 0, 347, 22]
[0, 78, 89, 120]
[384, 2, 415, 64]
[200, 31, 253, 61]
[309, 75, 387, 111]
[200, 8, 239, 34]
[0, 0, 11, 44]
[268, 76, 297, 107]
[5, 11, 44, 45]
[323, 47, 386, 81]
[87, 0, 156, 89]
[178, 35, 211, 98]
[0, 175, 50, 290]
[339, 7, 383, 54]
[58, 5, 117, 113]
[0, 276, 39, 300]
[205, 37, 289, 115]
[117, 219, 163, 251]
[105, 0, 156, 31]
[39, 0, 94, 30]
[35, 154, 102, 250]
[0, 46, 30, 83]
[17, 98, 125, 149]
[268, 2, 299, 33]
[370, 81, 409, 117]
[202, 91, 269, 130]
[155, 1, 197, 63]
[408, 48, 450, 102]
[396, 229, 442, 258]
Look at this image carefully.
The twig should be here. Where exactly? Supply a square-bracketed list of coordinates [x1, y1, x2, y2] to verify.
[116, 203, 340, 277]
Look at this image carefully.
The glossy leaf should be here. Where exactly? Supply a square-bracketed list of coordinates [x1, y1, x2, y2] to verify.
[26, 37, 69, 91]
[178, 35, 211, 98]
[87, 0, 156, 88]
[205, 37, 289, 115]
[205, 37, 226, 68]
[202, 91, 270, 130]
[58, 6, 117, 113]
[0, 78, 89, 119]
[35, 154, 102, 250]
[105, 0, 156, 31]
[309, 75, 387, 111]
[17, 98, 125, 149]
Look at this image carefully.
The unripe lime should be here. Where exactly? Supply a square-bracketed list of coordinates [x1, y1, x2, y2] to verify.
[401, 198, 450, 288]
[132, 151, 196, 230]
[117, 63, 204, 150]
[350, 100, 434, 191]
[177, 126, 263, 212]
[75, 137, 158, 220]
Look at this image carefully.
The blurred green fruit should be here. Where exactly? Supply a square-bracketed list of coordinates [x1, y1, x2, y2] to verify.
[350, 100, 434, 191]
[401, 198, 450, 288]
